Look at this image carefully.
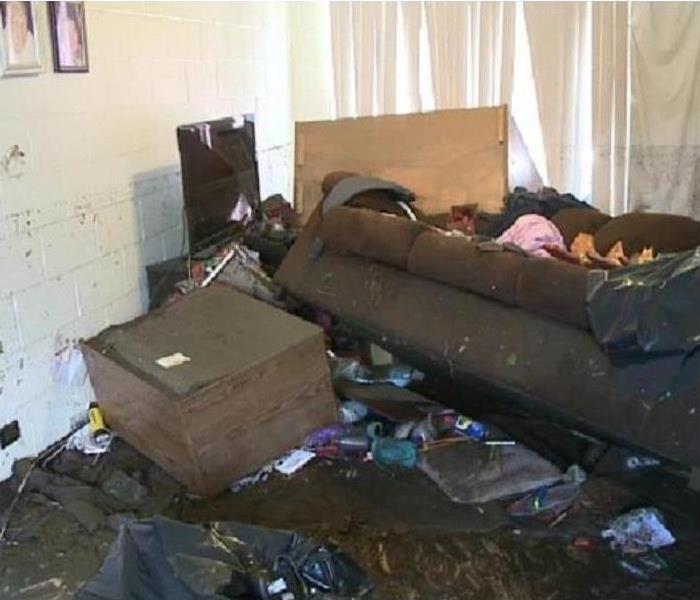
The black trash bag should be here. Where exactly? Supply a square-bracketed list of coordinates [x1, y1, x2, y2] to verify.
[75, 516, 372, 600]
[587, 247, 700, 360]
[485, 186, 594, 238]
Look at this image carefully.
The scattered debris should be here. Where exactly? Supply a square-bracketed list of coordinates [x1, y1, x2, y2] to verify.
[625, 455, 661, 470]
[66, 424, 112, 455]
[618, 551, 668, 579]
[378, 541, 392, 574]
[274, 449, 316, 475]
[339, 400, 369, 424]
[1, 429, 93, 543]
[201, 247, 236, 287]
[418, 443, 563, 504]
[15, 578, 65, 596]
[9, 460, 107, 533]
[327, 350, 424, 388]
[217, 243, 282, 304]
[230, 192, 253, 223]
[231, 449, 316, 493]
[76, 517, 373, 600]
[0, 458, 36, 544]
[371, 438, 418, 470]
[602, 507, 676, 554]
[100, 471, 148, 510]
[261, 193, 295, 229]
[231, 463, 275, 494]
[507, 480, 581, 520]
[51, 341, 87, 386]
[305, 424, 350, 448]
[570, 536, 598, 551]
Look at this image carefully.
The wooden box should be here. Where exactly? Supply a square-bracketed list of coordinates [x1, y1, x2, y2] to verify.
[83, 284, 337, 496]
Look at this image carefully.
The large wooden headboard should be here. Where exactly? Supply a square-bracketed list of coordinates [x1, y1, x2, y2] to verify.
[293, 105, 542, 223]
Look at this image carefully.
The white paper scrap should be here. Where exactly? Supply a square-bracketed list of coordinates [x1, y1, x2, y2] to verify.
[267, 579, 287, 595]
[274, 449, 315, 475]
[66, 424, 113, 455]
[155, 352, 191, 369]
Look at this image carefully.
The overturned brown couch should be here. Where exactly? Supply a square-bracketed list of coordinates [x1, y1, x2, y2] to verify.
[276, 194, 700, 475]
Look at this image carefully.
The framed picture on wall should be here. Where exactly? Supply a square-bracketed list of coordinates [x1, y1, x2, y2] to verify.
[0, 1, 42, 76]
[48, 1, 88, 73]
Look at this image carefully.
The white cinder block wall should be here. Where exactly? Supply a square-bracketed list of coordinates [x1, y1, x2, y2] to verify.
[0, 1, 295, 479]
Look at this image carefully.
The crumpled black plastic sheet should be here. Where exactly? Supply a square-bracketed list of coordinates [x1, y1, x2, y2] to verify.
[587, 247, 700, 360]
[75, 516, 371, 600]
[485, 187, 594, 238]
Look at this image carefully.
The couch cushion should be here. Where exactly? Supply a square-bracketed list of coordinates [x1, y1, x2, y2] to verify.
[515, 258, 589, 329]
[594, 212, 700, 255]
[551, 208, 612, 247]
[407, 231, 525, 305]
[319, 207, 429, 270]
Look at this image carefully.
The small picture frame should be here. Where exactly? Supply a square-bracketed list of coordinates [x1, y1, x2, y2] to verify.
[48, 1, 88, 73]
[0, 1, 42, 76]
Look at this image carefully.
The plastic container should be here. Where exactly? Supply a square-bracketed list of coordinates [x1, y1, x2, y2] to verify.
[371, 438, 418, 469]
[337, 436, 371, 456]
[339, 400, 368, 424]
[410, 417, 437, 446]
[454, 415, 487, 441]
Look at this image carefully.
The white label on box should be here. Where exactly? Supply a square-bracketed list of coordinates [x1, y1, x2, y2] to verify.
[155, 352, 191, 369]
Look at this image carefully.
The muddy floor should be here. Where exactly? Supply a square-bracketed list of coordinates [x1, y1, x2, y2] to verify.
[0, 437, 698, 600]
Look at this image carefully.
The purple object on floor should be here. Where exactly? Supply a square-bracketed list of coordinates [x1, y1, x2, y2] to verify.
[304, 424, 348, 448]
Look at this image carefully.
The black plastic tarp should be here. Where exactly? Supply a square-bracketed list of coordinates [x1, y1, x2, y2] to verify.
[75, 517, 371, 600]
[587, 247, 700, 360]
[485, 187, 594, 238]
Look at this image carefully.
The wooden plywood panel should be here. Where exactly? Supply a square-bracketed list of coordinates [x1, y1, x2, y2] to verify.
[295, 106, 509, 222]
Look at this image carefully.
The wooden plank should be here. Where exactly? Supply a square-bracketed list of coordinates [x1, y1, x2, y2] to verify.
[294, 106, 509, 222]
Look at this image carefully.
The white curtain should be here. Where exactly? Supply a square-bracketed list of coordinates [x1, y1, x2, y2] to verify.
[629, 2, 700, 217]
[523, 2, 591, 199]
[592, 1, 630, 215]
[328, 1, 700, 217]
[332, 1, 514, 116]
[424, 1, 514, 109]
[330, 1, 398, 117]
[330, 2, 355, 118]
[477, 2, 515, 107]
[424, 2, 469, 108]
[398, 2, 422, 112]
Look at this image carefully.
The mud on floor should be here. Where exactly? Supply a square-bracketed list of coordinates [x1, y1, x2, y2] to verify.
[0, 440, 699, 600]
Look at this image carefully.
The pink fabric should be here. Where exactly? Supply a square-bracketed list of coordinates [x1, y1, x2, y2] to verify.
[496, 214, 565, 258]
